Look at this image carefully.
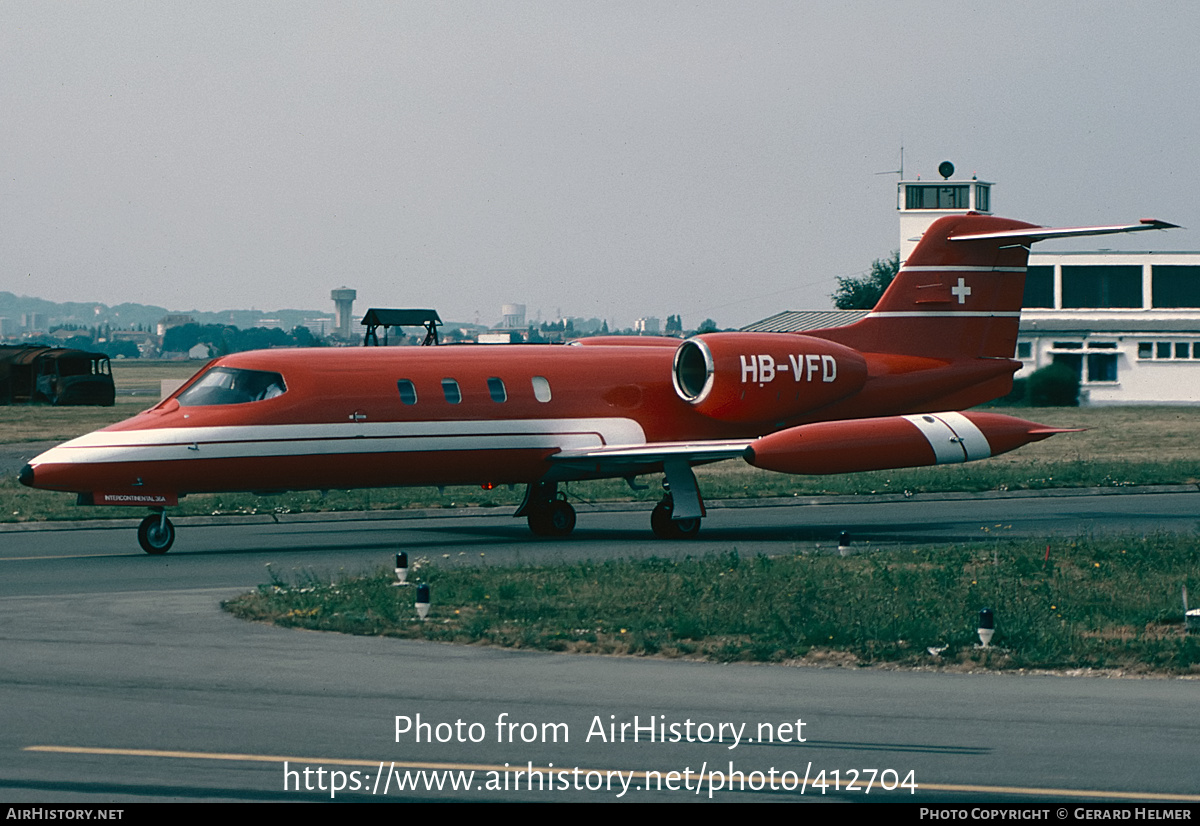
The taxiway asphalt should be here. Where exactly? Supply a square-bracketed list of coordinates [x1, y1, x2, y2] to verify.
[1, 489, 1198, 803]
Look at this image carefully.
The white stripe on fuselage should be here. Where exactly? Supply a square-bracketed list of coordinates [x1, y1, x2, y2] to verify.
[30, 418, 648, 465]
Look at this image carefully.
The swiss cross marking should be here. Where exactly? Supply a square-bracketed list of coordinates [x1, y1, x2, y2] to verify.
[951, 277, 972, 304]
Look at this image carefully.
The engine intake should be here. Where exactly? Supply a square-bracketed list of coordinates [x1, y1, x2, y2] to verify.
[672, 333, 868, 424]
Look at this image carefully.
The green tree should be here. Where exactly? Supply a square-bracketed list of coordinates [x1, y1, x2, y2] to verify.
[832, 251, 900, 309]
[1027, 362, 1080, 407]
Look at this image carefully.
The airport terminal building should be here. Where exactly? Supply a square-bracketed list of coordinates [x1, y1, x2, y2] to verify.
[747, 171, 1200, 405]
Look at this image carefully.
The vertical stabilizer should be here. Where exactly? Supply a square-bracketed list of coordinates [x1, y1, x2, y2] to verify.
[819, 215, 1177, 360]
[847, 214, 1040, 358]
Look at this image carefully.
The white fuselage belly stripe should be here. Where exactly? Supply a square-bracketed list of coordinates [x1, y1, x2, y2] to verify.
[31, 418, 647, 466]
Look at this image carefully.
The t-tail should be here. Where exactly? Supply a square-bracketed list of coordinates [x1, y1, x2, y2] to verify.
[821, 214, 1179, 361]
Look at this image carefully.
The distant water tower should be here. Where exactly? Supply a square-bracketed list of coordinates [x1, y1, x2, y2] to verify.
[501, 303, 526, 328]
[897, 161, 992, 263]
[331, 288, 357, 339]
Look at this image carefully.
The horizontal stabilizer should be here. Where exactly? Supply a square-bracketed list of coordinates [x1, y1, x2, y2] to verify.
[950, 219, 1180, 243]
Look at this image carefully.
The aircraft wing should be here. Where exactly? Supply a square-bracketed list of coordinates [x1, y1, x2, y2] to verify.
[548, 439, 752, 474]
[950, 218, 1180, 243]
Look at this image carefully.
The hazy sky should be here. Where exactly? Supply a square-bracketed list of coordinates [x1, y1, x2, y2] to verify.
[3, 1, 1198, 329]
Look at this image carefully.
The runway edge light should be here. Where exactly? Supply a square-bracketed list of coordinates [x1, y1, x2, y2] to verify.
[977, 607, 995, 648]
[416, 583, 430, 621]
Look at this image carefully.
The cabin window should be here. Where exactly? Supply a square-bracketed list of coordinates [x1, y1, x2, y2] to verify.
[397, 379, 418, 405]
[531, 376, 552, 403]
[441, 378, 461, 404]
[487, 377, 507, 403]
[177, 367, 286, 406]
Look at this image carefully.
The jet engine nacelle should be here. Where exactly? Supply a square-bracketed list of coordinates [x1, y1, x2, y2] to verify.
[672, 333, 868, 424]
[745, 411, 1073, 475]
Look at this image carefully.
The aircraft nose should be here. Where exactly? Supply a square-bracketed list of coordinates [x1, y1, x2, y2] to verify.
[18, 463, 34, 487]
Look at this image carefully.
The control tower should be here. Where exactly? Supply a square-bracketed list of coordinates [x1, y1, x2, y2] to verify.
[897, 161, 992, 262]
[331, 288, 357, 339]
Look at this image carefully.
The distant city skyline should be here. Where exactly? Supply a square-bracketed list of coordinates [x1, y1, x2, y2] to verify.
[3, 3, 1198, 331]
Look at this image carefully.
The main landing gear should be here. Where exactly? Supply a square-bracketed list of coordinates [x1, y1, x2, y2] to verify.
[650, 495, 701, 539]
[518, 482, 577, 537]
[648, 458, 706, 540]
[137, 510, 175, 555]
[519, 458, 707, 540]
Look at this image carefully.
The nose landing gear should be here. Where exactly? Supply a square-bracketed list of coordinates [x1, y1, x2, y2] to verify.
[517, 482, 577, 537]
[137, 510, 175, 554]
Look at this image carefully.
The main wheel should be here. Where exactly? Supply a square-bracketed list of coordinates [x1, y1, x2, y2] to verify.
[651, 499, 701, 539]
[137, 514, 175, 555]
[528, 499, 576, 537]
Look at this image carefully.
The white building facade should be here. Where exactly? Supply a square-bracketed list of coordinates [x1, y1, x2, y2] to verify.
[1016, 251, 1200, 404]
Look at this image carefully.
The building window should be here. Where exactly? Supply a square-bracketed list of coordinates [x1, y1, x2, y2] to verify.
[1052, 353, 1082, 381]
[1061, 265, 1142, 308]
[975, 184, 990, 213]
[531, 376, 552, 403]
[487, 377, 507, 403]
[1087, 353, 1117, 383]
[397, 379, 418, 405]
[905, 184, 970, 210]
[1016, 342, 1032, 359]
[1151, 266, 1200, 308]
[1139, 341, 1200, 360]
[441, 378, 461, 404]
[1023, 266, 1055, 308]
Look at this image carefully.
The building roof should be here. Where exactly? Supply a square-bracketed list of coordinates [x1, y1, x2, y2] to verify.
[741, 310, 868, 333]
[1019, 317, 1200, 334]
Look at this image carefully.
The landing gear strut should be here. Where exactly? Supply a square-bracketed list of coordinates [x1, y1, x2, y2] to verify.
[137, 510, 175, 555]
[650, 459, 705, 539]
[518, 482, 577, 537]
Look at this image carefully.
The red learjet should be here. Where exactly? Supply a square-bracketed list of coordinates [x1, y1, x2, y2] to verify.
[19, 214, 1177, 553]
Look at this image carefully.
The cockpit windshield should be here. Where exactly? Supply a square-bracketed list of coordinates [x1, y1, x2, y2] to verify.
[176, 367, 287, 406]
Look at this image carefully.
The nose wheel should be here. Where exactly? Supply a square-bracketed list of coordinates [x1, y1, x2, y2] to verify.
[137, 512, 176, 554]
[528, 498, 577, 537]
[519, 482, 577, 537]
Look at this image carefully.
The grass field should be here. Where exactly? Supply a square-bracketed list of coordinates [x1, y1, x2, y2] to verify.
[225, 534, 1200, 674]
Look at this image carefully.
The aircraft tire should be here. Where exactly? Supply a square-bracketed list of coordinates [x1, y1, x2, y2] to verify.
[651, 500, 701, 539]
[527, 500, 576, 537]
[137, 514, 175, 555]
[545, 499, 577, 536]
